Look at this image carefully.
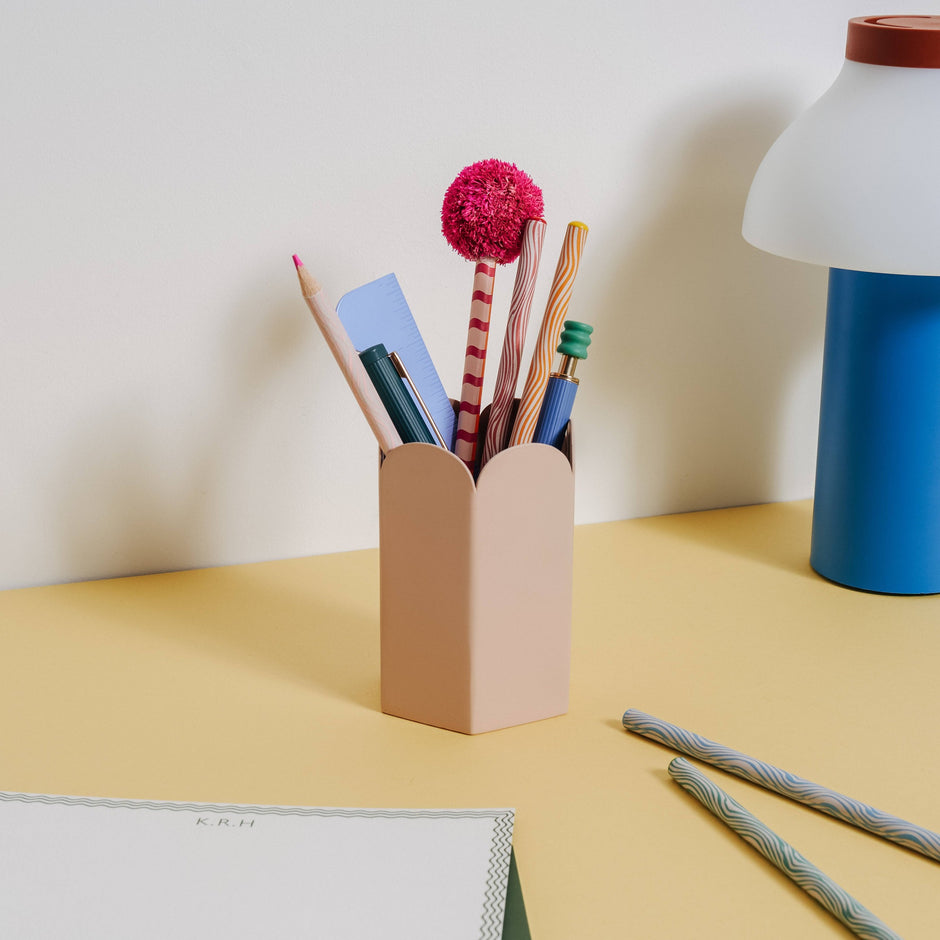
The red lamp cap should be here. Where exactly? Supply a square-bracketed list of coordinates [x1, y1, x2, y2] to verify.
[846, 15, 940, 68]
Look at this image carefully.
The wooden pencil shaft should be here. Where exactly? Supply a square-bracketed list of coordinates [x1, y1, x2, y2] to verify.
[295, 263, 402, 454]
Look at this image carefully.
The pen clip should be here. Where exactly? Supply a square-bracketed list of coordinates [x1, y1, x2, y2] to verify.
[389, 351, 448, 449]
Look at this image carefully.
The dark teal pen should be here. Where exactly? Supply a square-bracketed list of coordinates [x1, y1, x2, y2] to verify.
[359, 343, 437, 445]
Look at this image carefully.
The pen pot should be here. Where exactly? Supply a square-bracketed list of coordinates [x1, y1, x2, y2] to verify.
[378, 406, 573, 734]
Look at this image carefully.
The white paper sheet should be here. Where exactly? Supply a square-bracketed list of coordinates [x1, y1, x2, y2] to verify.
[0, 792, 514, 939]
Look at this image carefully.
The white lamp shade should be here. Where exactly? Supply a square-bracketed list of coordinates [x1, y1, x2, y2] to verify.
[743, 60, 940, 276]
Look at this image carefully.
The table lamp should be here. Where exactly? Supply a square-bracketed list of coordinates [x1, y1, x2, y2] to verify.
[743, 15, 940, 594]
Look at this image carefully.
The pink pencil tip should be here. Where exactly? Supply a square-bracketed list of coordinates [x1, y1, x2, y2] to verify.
[292, 254, 304, 269]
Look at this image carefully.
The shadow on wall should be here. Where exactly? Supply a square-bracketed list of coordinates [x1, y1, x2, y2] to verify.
[593, 96, 828, 518]
[53, 275, 311, 583]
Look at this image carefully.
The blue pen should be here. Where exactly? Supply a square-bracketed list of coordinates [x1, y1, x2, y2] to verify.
[532, 321, 593, 449]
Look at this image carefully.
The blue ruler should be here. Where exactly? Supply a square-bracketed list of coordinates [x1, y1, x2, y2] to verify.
[337, 274, 454, 450]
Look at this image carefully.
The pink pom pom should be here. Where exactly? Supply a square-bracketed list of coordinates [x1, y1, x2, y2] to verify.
[441, 159, 544, 264]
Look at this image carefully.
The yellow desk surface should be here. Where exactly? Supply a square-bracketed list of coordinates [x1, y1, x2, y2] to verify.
[3, 500, 939, 937]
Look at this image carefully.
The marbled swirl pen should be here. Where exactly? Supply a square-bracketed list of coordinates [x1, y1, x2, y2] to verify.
[669, 759, 902, 940]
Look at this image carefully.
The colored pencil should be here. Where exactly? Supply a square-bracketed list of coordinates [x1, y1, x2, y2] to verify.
[481, 218, 547, 467]
[623, 708, 940, 863]
[509, 222, 588, 447]
[293, 256, 402, 454]
[668, 759, 902, 940]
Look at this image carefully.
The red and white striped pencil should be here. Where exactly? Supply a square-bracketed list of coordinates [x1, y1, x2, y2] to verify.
[453, 259, 497, 471]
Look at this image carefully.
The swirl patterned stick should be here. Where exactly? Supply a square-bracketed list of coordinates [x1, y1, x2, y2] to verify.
[481, 218, 547, 467]
[509, 221, 588, 447]
[623, 708, 940, 863]
[668, 759, 902, 940]
[442, 159, 543, 473]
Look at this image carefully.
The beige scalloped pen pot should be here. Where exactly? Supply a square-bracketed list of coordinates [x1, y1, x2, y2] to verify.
[379, 425, 574, 734]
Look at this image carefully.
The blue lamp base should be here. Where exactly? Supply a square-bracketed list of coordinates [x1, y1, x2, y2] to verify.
[811, 268, 940, 594]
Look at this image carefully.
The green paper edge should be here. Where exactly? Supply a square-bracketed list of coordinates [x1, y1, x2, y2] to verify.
[501, 848, 531, 940]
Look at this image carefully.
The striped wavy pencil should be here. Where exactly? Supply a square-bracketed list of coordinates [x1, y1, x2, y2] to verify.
[668, 759, 902, 940]
[509, 221, 588, 447]
[453, 259, 497, 469]
[623, 708, 940, 863]
[293, 256, 402, 454]
[481, 218, 547, 467]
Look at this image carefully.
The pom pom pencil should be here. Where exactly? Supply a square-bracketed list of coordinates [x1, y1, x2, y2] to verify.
[441, 159, 543, 472]
[481, 217, 547, 467]
[510, 221, 588, 447]
[293, 255, 402, 454]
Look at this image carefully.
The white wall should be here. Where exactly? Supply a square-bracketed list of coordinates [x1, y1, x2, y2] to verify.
[1, 2, 908, 590]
